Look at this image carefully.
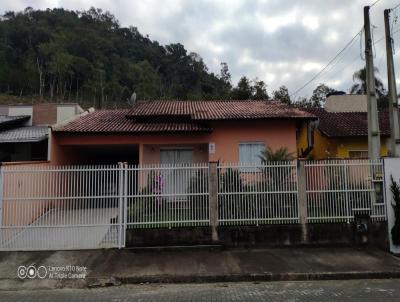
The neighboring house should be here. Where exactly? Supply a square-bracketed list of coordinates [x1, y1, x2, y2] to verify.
[0, 103, 83, 162]
[297, 94, 390, 159]
[50, 100, 315, 165]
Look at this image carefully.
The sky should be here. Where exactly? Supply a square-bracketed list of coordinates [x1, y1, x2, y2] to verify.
[1, 0, 400, 99]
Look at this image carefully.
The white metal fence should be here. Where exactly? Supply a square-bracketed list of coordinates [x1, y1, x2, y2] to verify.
[0, 159, 388, 251]
[126, 163, 210, 228]
[0, 164, 125, 251]
[305, 159, 386, 223]
[217, 161, 299, 225]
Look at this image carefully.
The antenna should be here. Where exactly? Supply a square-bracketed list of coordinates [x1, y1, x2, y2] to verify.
[128, 92, 137, 106]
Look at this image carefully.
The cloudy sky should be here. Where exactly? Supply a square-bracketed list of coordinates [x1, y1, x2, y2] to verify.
[1, 0, 400, 99]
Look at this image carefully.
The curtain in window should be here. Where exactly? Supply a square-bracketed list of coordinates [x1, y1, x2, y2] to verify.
[239, 143, 265, 164]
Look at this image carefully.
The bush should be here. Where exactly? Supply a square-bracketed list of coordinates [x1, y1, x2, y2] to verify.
[390, 176, 400, 246]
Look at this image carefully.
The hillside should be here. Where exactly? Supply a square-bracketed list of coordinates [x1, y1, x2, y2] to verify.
[0, 7, 232, 108]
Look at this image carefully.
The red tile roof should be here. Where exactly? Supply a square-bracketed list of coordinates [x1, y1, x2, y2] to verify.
[54, 100, 315, 134]
[127, 100, 315, 120]
[53, 110, 212, 133]
[303, 108, 391, 137]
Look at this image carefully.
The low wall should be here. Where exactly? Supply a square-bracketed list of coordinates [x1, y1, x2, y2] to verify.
[126, 222, 389, 250]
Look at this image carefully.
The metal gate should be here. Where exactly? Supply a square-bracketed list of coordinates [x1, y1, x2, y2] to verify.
[0, 160, 388, 251]
[0, 163, 126, 251]
[305, 159, 386, 223]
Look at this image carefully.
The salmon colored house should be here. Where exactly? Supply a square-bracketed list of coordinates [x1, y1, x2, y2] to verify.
[49, 100, 315, 165]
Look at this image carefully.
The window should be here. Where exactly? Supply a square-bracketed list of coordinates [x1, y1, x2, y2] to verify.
[239, 142, 265, 164]
[348, 150, 368, 159]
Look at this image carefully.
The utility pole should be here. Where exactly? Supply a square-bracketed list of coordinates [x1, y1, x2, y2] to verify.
[384, 9, 400, 157]
[364, 6, 381, 159]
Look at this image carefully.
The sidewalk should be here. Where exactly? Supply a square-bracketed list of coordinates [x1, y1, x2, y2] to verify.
[0, 247, 399, 291]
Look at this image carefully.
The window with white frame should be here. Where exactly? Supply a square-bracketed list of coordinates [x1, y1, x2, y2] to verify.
[239, 142, 266, 165]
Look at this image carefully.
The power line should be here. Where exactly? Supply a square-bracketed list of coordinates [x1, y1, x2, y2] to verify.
[370, 0, 382, 8]
[290, 1, 383, 98]
[290, 29, 362, 97]
[392, 2, 400, 10]
[374, 27, 400, 44]
[318, 36, 360, 83]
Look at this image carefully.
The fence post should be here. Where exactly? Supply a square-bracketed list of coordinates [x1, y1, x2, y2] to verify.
[118, 162, 124, 249]
[209, 162, 219, 242]
[123, 162, 128, 248]
[0, 165, 3, 227]
[297, 160, 308, 243]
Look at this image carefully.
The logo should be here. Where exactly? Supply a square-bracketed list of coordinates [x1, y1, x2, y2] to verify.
[17, 265, 47, 279]
[17, 266, 27, 279]
[17, 265, 86, 279]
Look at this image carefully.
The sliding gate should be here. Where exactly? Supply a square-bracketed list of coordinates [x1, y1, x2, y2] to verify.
[0, 164, 125, 251]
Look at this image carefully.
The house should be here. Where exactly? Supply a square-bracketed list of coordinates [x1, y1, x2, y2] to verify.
[0, 103, 83, 162]
[297, 94, 390, 159]
[50, 100, 316, 165]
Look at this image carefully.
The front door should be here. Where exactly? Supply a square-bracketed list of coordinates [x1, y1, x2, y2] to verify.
[160, 149, 193, 198]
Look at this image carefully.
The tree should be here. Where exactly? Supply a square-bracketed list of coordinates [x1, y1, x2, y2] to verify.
[252, 79, 269, 100]
[272, 85, 291, 104]
[295, 97, 313, 108]
[309, 84, 334, 107]
[350, 67, 387, 109]
[231, 76, 253, 100]
[220, 62, 231, 84]
[390, 176, 400, 246]
[0, 8, 234, 106]
[350, 67, 385, 97]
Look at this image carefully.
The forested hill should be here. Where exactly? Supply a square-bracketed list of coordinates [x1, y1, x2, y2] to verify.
[0, 7, 235, 108]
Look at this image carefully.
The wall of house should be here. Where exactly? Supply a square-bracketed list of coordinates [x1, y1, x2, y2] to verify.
[7, 106, 33, 125]
[297, 122, 308, 157]
[312, 130, 338, 159]
[336, 137, 389, 158]
[50, 119, 299, 165]
[208, 120, 297, 163]
[297, 123, 390, 159]
[297, 125, 337, 159]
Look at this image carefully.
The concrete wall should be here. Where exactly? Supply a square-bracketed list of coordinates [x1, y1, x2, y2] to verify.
[1, 162, 53, 233]
[8, 106, 33, 125]
[324, 94, 367, 112]
[0, 104, 82, 127]
[126, 222, 388, 249]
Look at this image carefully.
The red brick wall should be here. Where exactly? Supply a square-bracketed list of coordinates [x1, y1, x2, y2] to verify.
[32, 104, 57, 125]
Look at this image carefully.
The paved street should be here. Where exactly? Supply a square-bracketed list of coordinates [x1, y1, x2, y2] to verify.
[2, 279, 400, 301]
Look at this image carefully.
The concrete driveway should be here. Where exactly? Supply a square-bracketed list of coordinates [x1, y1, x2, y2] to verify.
[0, 208, 119, 251]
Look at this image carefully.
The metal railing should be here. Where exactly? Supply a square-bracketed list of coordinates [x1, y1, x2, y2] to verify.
[126, 163, 210, 228]
[305, 159, 386, 223]
[0, 163, 124, 251]
[0, 159, 388, 251]
[217, 161, 299, 225]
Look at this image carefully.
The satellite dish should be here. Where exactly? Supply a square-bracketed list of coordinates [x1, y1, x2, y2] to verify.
[128, 92, 137, 106]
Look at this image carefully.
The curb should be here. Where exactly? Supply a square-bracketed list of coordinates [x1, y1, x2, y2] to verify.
[2, 271, 400, 291]
[109, 271, 400, 286]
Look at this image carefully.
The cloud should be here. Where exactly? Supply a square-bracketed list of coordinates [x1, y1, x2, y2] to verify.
[0, 0, 397, 99]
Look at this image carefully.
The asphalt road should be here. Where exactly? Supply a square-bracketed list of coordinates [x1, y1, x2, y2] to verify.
[2, 279, 400, 301]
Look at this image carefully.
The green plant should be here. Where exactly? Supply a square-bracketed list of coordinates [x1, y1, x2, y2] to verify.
[390, 175, 400, 246]
[260, 147, 294, 162]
